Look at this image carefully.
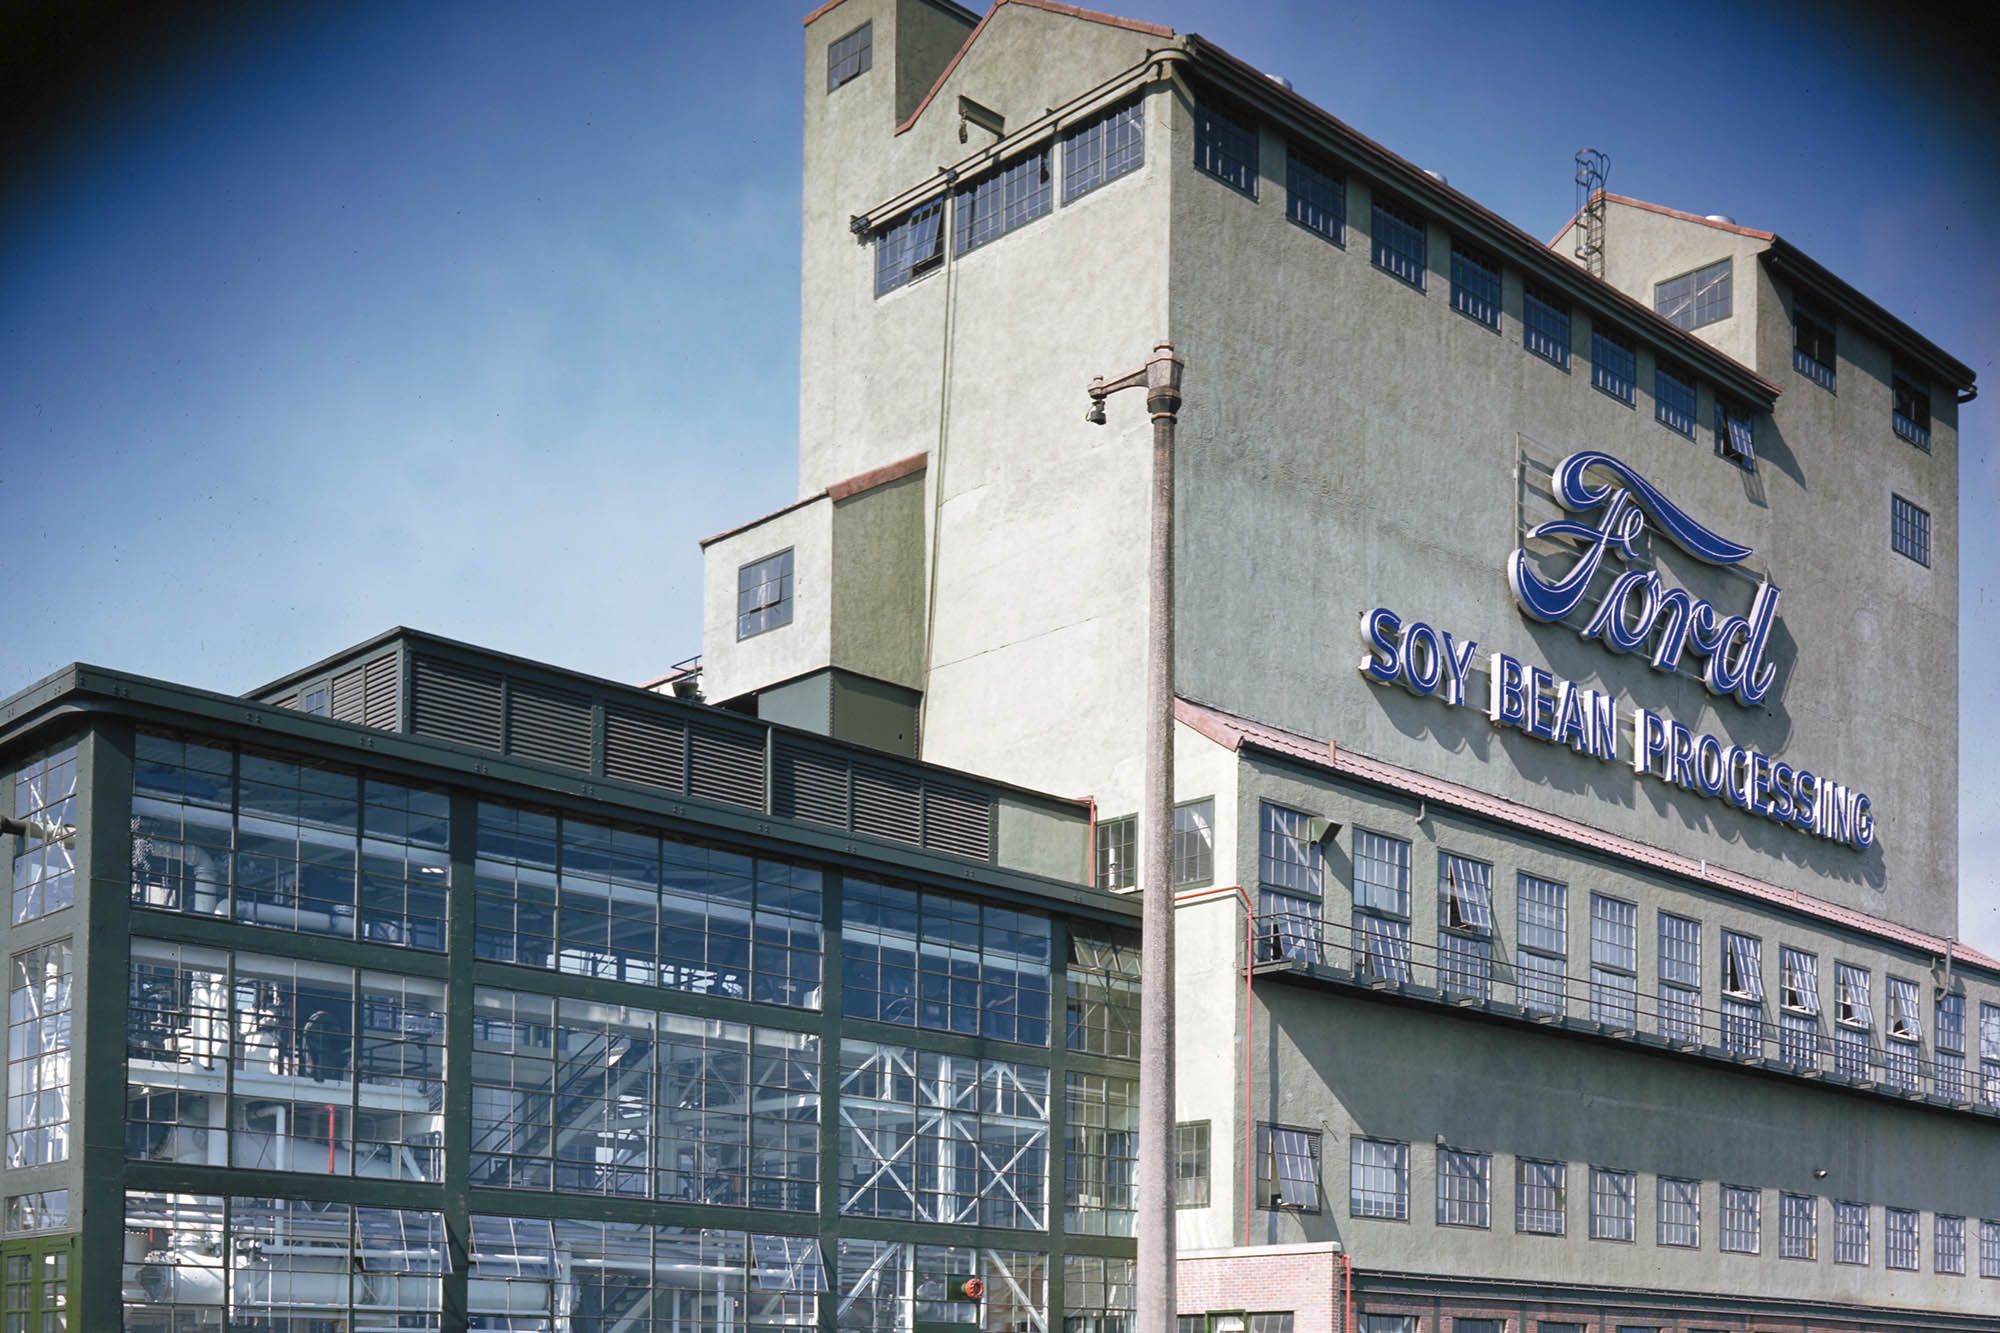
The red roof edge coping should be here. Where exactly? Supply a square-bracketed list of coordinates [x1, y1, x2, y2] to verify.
[698, 491, 826, 548]
[827, 450, 928, 501]
[801, 0, 847, 25]
[895, 0, 1173, 136]
[1174, 695, 2000, 975]
[1600, 191, 1777, 241]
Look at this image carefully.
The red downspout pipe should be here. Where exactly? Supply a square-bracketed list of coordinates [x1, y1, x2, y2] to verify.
[1242, 886, 1256, 1246]
[1342, 1251, 1352, 1333]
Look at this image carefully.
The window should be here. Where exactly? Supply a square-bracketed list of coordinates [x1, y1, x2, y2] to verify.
[1793, 301, 1836, 389]
[1714, 401, 1756, 467]
[1516, 873, 1568, 1016]
[1176, 799, 1215, 886]
[1779, 946, 1820, 1068]
[1360, 1319, 1416, 1333]
[1780, 1192, 1817, 1259]
[1834, 962, 1873, 1079]
[1450, 244, 1499, 328]
[1657, 1176, 1699, 1247]
[1891, 494, 1930, 567]
[1066, 1071, 1137, 1234]
[6, 943, 71, 1168]
[1523, 287, 1571, 368]
[1194, 99, 1257, 196]
[827, 22, 872, 90]
[1658, 913, 1701, 1043]
[1721, 1185, 1760, 1254]
[1589, 894, 1637, 1028]
[1937, 1214, 1965, 1274]
[1352, 831, 1411, 982]
[1885, 976, 1923, 1089]
[874, 200, 944, 295]
[1592, 330, 1636, 404]
[1095, 815, 1135, 891]
[736, 548, 795, 638]
[1885, 1207, 1919, 1270]
[1176, 1121, 1210, 1208]
[1938, 992, 1966, 1051]
[9, 744, 76, 923]
[1436, 1148, 1490, 1228]
[953, 147, 1052, 254]
[843, 878, 1048, 1042]
[1438, 852, 1493, 1000]
[1066, 927, 1139, 1058]
[1590, 1167, 1635, 1241]
[1980, 1218, 2000, 1277]
[1936, 992, 1967, 1099]
[1286, 151, 1343, 242]
[1893, 363, 1932, 449]
[1656, 257, 1731, 329]
[1984, 1003, 2000, 1109]
[1371, 200, 1426, 288]
[1063, 97, 1143, 202]
[1655, 364, 1697, 436]
[1517, 1158, 1566, 1235]
[1260, 803, 1319, 963]
[1720, 929, 1762, 1056]
[1834, 1201, 1869, 1265]
[1063, 1254, 1134, 1331]
[1350, 1138, 1409, 1219]
[1258, 1124, 1320, 1211]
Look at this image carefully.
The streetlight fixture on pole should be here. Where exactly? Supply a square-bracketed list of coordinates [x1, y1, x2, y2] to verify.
[1086, 341, 1184, 1333]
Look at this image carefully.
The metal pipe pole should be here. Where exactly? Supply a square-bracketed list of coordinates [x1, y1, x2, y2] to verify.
[1087, 341, 1184, 1333]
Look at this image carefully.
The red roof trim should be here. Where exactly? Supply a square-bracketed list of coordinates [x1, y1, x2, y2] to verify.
[828, 450, 928, 500]
[801, 0, 849, 25]
[1600, 192, 1777, 241]
[1174, 696, 2000, 974]
[895, 0, 1172, 136]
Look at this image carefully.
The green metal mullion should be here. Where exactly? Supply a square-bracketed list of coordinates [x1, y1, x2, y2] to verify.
[460, 1186, 823, 1235]
[465, 955, 816, 1030]
[73, 721, 134, 1332]
[1047, 914, 1071, 1326]
[834, 1014, 1056, 1065]
[817, 867, 845, 1333]
[122, 908, 452, 978]
[442, 790, 478, 1331]
[1056, 1231, 1135, 1257]
[120, 1159, 445, 1210]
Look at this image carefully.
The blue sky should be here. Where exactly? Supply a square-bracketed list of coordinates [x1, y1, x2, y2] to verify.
[2, 0, 1994, 950]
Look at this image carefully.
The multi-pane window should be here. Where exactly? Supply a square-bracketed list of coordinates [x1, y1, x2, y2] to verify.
[1893, 363, 1932, 449]
[1589, 895, 1637, 1028]
[1793, 301, 1836, 389]
[874, 200, 944, 295]
[1658, 913, 1701, 1043]
[1258, 1124, 1320, 1212]
[1517, 873, 1568, 1016]
[1592, 330, 1636, 405]
[1063, 97, 1143, 201]
[1522, 287, 1571, 367]
[1063, 1255, 1134, 1333]
[1984, 1003, 2000, 1109]
[737, 548, 795, 638]
[9, 744, 76, 923]
[1590, 1167, 1635, 1241]
[1176, 1121, 1210, 1207]
[1891, 494, 1930, 567]
[1352, 830, 1411, 982]
[1721, 1185, 1760, 1254]
[1450, 244, 1499, 328]
[1286, 151, 1343, 241]
[1350, 1138, 1409, 1219]
[1936, 992, 1967, 1100]
[1194, 100, 1258, 196]
[1436, 1148, 1491, 1228]
[6, 943, 71, 1168]
[1886, 1207, 1920, 1270]
[1261, 803, 1319, 963]
[1176, 799, 1216, 886]
[1779, 947, 1821, 1069]
[954, 147, 1053, 254]
[1715, 400, 1756, 467]
[1984, 1219, 2000, 1277]
[1438, 853, 1493, 1000]
[827, 21, 872, 91]
[1780, 1192, 1817, 1259]
[1657, 1176, 1700, 1247]
[1095, 815, 1135, 891]
[1063, 1073, 1137, 1235]
[843, 877, 1049, 1043]
[1371, 200, 1426, 288]
[1655, 364, 1697, 436]
[1656, 257, 1731, 329]
[1834, 1201, 1869, 1265]
[1517, 1158, 1565, 1235]
[1720, 930, 1763, 1056]
[1885, 976, 1924, 1090]
[1834, 963, 1873, 1079]
[1937, 1214, 1966, 1274]
[1066, 928, 1139, 1059]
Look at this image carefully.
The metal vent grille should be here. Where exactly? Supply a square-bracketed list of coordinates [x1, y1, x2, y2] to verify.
[411, 656, 504, 752]
[362, 654, 399, 730]
[507, 684, 592, 771]
[853, 764, 922, 844]
[604, 707, 686, 793]
[924, 785, 993, 861]
[688, 723, 765, 810]
[331, 666, 366, 724]
[773, 744, 850, 828]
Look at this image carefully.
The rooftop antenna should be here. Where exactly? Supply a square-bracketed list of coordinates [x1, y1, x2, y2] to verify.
[1574, 149, 1609, 279]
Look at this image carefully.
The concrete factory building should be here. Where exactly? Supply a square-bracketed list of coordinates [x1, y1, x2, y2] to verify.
[692, 1, 2000, 1329]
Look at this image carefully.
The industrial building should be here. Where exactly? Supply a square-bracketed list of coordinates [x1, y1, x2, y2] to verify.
[690, 1, 2000, 1329]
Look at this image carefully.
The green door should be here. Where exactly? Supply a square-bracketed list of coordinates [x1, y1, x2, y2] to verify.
[0, 1236, 73, 1333]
